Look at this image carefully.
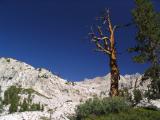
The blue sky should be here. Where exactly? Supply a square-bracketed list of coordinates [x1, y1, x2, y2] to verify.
[0, 0, 159, 81]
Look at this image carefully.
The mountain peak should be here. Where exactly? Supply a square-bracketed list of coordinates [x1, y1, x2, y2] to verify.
[0, 58, 145, 120]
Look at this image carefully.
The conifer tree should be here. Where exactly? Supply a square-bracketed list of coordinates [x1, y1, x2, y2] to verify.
[131, 0, 160, 98]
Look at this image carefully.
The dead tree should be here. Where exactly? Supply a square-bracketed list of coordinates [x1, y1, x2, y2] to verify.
[89, 9, 120, 96]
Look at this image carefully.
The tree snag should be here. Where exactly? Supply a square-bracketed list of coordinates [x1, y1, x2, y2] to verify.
[89, 9, 120, 96]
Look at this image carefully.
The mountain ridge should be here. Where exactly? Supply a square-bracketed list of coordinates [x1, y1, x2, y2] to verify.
[0, 57, 145, 120]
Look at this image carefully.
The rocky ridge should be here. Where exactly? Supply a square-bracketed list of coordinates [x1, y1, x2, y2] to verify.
[0, 57, 156, 120]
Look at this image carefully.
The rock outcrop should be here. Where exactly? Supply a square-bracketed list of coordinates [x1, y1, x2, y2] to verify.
[0, 57, 157, 120]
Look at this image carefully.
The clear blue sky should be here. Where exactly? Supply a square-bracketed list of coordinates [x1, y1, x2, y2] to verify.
[0, 0, 159, 81]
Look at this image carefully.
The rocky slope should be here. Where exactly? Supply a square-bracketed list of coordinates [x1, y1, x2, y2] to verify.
[0, 57, 154, 120]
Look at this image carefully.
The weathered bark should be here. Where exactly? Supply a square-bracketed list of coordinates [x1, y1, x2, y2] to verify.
[109, 49, 120, 96]
[109, 23, 120, 97]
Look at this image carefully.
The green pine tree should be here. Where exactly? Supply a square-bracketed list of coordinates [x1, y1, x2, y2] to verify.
[131, 0, 160, 99]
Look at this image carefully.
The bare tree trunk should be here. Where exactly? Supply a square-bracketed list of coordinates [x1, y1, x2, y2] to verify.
[109, 27, 120, 97]
[109, 48, 120, 96]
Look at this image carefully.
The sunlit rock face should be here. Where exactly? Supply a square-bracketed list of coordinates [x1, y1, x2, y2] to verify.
[0, 57, 152, 120]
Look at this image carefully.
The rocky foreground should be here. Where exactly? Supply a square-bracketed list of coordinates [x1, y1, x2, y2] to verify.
[0, 57, 159, 120]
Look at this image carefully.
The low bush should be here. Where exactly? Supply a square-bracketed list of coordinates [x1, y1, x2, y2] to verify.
[3, 86, 21, 113]
[3, 86, 44, 113]
[71, 96, 160, 120]
[6, 58, 10, 63]
[74, 97, 130, 120]
[119, 88, 132, 102]
[133, 89, 142, 105]
[0, 97, 3, 113]
[0, 86, 3, 113]
[85, 108, 160, 120]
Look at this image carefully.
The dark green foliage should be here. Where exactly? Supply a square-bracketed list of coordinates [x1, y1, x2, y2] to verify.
[3, 86, 21, 105]
[65, 81, 76, 86]
[3, 85, 44, 113]
[6, 58, 10, 63]
[73, 97, 130, 120]
[21, 101, 42, 112]
[84, 108, 160, 120]
[41, 104, 44, 111]
[0, 97, 3, 113]
[131, 0, 160, 99]
[133, 89, 142, 105]
[3, 86, 21, 113]
[39, 74, 48, 79]
[0, 86, 3, 113]
[143, 65, 160, 99]
[23, 88, 35, 95]
[30, 104, 38, 111]
[131, 0, 160, 64]
[9, 102, 18, 113]
[20, 99, 29, 112]
[37, 102, 41, 110]
[71, 96, 160, 120]
[119, 88, 132, 102]
[30, 103, 41, 111]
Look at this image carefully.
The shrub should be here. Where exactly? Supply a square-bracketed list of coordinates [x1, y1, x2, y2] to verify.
[144, 79, 160, 100]
[40, 74, 48, 79]
[30, 103, 41, 111]
[119, 88, 132, 102]
[20, 99, 29, 112]
[65, 81, 76, 86]
[74, 97, 130, 119]
[0, 97, 3, 113]
[85, 108, 160, 120]
[3, 86, 21, 105]
[0, 86, 3, 113]
[3, 86, 21, 113]
[133, 89, 142, 105]
[9, 101, 18, 113]
[3, 86, 44, 113]
[140, 65, 160, 100]
[41, 104, 44, 111]
[6, 58, 10, 63]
